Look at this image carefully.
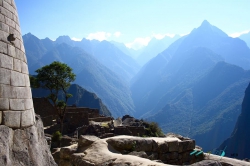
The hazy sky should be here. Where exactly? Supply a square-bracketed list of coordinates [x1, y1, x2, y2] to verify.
[15, 0, 250, 49]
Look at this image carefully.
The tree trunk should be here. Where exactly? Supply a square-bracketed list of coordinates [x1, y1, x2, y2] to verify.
[59, 117, 63, 147]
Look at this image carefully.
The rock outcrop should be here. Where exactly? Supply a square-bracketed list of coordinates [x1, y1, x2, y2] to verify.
[53, 135, 204, 166]
[0, 115, 57, 166]
[0, 0, 57, 165]
[219, 82, 250, 159]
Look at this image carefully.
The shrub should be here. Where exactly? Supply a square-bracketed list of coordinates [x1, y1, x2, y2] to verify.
[52, 131, 62, 142]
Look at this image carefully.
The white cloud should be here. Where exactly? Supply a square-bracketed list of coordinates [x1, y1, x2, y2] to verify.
[229, 30, 250, 38]
[125, 37, 151, 50]
[86, 32, 112, 41]
[153, 33, 176, 39]
[114, 31, 121, 37]
[71, 37, 82, 41]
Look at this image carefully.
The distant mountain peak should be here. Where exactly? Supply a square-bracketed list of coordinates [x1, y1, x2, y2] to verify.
[23, 33, 40, 41]
[190, 20, 228, 38]
[55, 35, 72, 42]
[200, 20, 211, 27]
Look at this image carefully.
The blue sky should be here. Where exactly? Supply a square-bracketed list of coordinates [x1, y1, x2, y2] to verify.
[15, 0, 250, 49]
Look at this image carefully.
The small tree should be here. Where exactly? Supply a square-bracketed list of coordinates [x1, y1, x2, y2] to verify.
[34, 61, 76, 133]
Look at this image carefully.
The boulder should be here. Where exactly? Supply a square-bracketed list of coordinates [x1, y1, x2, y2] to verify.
[60, 144, 77, 160]
[78, 135, 100, 148]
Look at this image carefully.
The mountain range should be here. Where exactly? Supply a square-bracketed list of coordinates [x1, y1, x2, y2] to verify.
[54, 36, 140, 82]
[23, 34, 135, 117]
[24, 20, 250, 152]
[136, 35, 180, 66]
[130, 20, 250, 151]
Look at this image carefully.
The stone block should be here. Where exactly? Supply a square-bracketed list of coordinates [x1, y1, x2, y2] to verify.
[15, 47, 23, 60]
[11, 70, 25, 86]
[21, 108, 35, 128]
[187, 140, 195, 150]
[4, 0, 11, 5]
[0, 53, 12, 69]
[0, 0, 2, 6]
[0, 98, 9, 110]
[24, 74, 30, 86]
[0, 85, 9, 98]
[13, 13, 17, 23]
[158, 141, 169, 153]
[135, 139, 154, 152]
[0, 13, 5, 22]
[2, 110, 21, 128]
[0, 67, 10, 84]
[0, 6, 13, 20]
[0, 111, 2, 124]
[20, 41, 25, 53]
[7, 44, 15, 57]
[168, 140, 179, 152]
[0, 40, 7, 54]
[0, 29, 8, 43]
[14, 87, 32, 99]
[0, 22, 9, 33]
[21, 61, 28, 74]
[179, 140, 195, 152]
[5, 16, 15, 28]
[3, 0, 14, 13]
[24, 98, 33, 110]
[13, 58, 21, 72]
[9, 98, 25, 110]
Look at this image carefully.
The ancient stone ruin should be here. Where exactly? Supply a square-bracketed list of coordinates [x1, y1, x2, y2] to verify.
[0, 0, 56, 165]
[0, 0, 35, 128]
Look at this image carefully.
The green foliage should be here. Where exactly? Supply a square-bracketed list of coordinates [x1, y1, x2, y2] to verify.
[143, 121, 165, 137]
[35, 61, 76, 133]
[52, 131, 62, 142]
[35, 61, 76, 93]
[29, 75, 39, 88]
[131, 141, 136, 151]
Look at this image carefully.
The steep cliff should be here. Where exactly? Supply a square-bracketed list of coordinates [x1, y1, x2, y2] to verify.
[219, 82, 250, 159]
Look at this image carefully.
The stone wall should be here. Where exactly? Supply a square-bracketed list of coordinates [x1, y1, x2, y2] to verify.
[127, 126, 145, 136]
[0, 0, 35, 129]
[89, 116, 112, 122]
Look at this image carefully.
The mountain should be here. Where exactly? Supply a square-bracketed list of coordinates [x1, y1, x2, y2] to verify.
[110, 41, 144, 60]
[239, 32, 250, 48]
[136, 35, 180, 66]
[24, 34, 135, 117]
[32, 84, 112, 116]
[175, 20, 250, 69]
[219, 82, 250, 159]
[131, 20, 250, 151]
[55, 37, 140, 82]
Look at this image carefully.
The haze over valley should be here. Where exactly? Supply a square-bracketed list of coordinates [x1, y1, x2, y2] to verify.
[16, 0, 250, 159]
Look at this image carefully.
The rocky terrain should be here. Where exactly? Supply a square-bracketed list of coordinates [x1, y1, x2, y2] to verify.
[52, 134, 250, 166]
[0, 115, 57, 166]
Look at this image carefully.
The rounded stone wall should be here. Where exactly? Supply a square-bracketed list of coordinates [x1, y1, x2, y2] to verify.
[0, 0, 35, 128]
